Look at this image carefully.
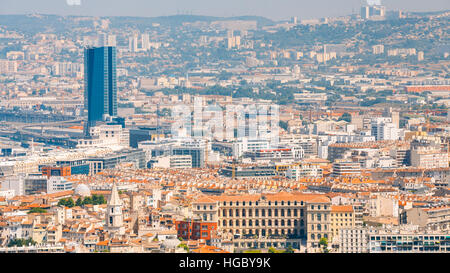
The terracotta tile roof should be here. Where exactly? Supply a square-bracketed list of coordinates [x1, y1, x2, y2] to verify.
[331, 205, 354, 213]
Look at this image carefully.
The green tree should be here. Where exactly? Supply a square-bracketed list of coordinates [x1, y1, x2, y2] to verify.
[75, 198, 83, 207]
[83, 196, 93, 205]
[279, 121, 289, 131]
[58, 197, 75, 208]
[319, 237, 329, 253]
[27, 207, 47, 214]
[338, 112, 352, 122]
[284, 246, 295, 253]
[177, 243, 189, 252]
[8, 238, 37, 247]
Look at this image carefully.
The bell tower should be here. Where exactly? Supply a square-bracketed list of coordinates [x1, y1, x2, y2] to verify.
[105, 182, 125, 235]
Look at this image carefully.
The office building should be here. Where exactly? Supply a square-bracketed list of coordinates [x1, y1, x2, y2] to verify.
[84, 46, 117, 128]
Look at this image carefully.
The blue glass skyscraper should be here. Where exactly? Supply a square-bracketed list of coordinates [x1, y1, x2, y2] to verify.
[84, 46, 117, 128]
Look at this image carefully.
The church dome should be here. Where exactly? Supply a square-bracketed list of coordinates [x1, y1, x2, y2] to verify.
[161, 238, 181, 249]
[74, 184, 91, 197]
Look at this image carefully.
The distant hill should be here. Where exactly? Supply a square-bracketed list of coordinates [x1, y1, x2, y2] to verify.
[0, 14, 275, 35]
[109, 14, 275, 29]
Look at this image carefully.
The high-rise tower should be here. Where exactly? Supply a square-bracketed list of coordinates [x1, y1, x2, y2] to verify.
[84, 46, 117, 129]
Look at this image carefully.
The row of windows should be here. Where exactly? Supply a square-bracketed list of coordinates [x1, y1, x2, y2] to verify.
[222, 219, 305, 227]
[311, 224, 328, 231]
[331, 213, 353, 217]
[221, 200, 306, 207]
[223, 228, 305, 237]
[310, 233, 328, 240]
[197, 205, 214, 210]
[221, 208, 304, 217]
[178, 224, 210, 230]
[309, 213, 327, 221]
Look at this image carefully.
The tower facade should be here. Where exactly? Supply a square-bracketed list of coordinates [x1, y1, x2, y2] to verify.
[84, 46, 117, 128]
[105, 182, 125, 235]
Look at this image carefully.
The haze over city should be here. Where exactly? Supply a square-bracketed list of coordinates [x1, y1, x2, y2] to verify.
[0, 0, 448, 20]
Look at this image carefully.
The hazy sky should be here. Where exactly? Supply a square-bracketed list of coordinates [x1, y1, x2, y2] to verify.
[0, 0, 449, 20]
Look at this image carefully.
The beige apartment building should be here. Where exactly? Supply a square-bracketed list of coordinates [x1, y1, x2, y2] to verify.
[330, 205, 355, 243]
[192, 192, 331, 249]
[410, 148, 449, 169]
[400, 205, 450, 230]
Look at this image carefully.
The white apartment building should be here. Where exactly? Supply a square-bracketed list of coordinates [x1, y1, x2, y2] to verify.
[47, 176, 74, 194]
[339, 227, 370, 253]
[152, 155, 192, 169]
[232, 138, 270, 158]
[286, 164, 323, 179]
[77, 124, 129, 148]
[0, 59, 18, 74]
[371, 117, 399, 141]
